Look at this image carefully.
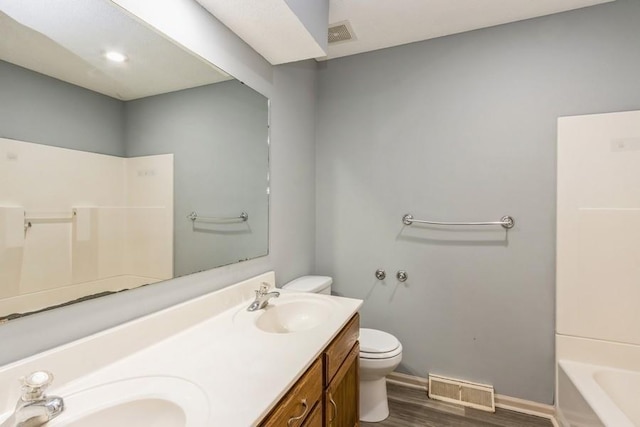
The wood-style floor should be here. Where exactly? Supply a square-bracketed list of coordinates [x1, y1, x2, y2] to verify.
[361, 383, 554, 427]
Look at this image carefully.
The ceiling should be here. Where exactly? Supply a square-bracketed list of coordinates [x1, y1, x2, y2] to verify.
[325, 0, 614, 60]
[0, 0, 616, 93]
[0, 0, 231, 100]
[198, 0, 614, 64]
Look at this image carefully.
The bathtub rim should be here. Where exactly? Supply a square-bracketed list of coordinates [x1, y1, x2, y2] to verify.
[558, 359, 635, 427]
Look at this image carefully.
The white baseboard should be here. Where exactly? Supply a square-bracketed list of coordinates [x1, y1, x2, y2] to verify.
[386, 372, 559, 427]
[387, 371, 428, 390]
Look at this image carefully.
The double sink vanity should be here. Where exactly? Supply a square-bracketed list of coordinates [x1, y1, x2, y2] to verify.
[0, 272, 362, 426]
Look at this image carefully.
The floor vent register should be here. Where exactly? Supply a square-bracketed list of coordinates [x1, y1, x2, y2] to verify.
[428, 374, 495, 412]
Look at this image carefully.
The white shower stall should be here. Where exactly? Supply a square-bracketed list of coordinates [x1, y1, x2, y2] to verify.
[0, 138, 173, 316]
[556, 110, 640, 426]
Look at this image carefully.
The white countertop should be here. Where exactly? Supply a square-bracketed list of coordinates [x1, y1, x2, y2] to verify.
[0, 272, 362, 426]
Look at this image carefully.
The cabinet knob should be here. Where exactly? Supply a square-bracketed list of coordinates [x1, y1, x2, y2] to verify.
[287, 398, 308, 426]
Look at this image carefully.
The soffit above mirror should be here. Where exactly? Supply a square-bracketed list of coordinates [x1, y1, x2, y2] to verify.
[0, 0, 232, 100]
[195, 0, 328, 65]
[195, 0, 614, 63]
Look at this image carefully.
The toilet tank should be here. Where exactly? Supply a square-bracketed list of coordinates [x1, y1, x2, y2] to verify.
[282, 276, 332, 295]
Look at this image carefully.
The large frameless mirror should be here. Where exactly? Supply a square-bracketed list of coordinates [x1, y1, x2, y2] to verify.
[0, 0, 269, 321]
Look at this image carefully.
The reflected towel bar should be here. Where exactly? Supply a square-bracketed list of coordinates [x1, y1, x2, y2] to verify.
[187, 211, 248, 223]
[402, 213, 515, 229]
[24, 211, 76, 221]
[24, 210, 77, 230]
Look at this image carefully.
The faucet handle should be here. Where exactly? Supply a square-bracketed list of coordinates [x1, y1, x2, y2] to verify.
[20, 371, 54, 401]
[258, 282, 270, 295]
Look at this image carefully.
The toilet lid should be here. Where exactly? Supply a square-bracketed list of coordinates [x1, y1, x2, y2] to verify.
[359, 328, 400, 353]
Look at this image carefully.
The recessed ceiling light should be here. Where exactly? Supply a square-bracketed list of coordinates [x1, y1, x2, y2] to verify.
[104, 51, 128, 63]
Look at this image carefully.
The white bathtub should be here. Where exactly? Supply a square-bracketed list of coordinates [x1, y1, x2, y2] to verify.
[558, 360, 640, 427]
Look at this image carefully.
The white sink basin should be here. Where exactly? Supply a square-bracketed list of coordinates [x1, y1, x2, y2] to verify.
[62, 399, 184, 427]
[44, 377, 209, 427]
[254, 295, 334, 334]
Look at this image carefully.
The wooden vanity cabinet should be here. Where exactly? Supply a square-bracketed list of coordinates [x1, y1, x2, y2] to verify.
[260, 358, 323, 427]
[303, 401, 324, 426]
[323, 314, 360, 427]
[259, 313, 360, 427]
[324, 314, 359, 385]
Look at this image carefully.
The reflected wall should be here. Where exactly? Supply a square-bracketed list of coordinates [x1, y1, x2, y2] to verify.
[125, 81, 269, 276]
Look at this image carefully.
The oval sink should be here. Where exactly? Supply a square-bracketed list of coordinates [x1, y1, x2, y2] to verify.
[45, 376, 209, 427]
[254, 297, 334, 334]
[63, 398, 184, 427]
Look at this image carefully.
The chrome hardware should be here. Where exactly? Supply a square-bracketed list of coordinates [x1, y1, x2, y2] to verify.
[21, 371, 54, 400]
[328, 392, 337, 424]
[375, 269, 386, 280]
[24, 210, 76, 233]
[500, 215, 515, 229]
[247, 282, 280, 311]
[24, 210, 76, 222]
[287, 399, 308, 426]
[0, 371, 64, 427]
[396, 270, 408, 282]
[402, 213, 515, 229]
[187, 211, 248, 222]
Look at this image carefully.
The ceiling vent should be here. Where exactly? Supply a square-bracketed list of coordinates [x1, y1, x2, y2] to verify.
[328, 21, 356, 44]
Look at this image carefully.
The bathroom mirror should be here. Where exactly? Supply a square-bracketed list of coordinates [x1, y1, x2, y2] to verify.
[0, 0, 269, 320]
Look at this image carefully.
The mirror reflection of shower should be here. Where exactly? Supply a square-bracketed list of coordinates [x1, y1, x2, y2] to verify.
[0, 139, 174, 318]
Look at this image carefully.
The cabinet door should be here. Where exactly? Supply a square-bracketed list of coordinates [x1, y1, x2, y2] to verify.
[261, 358, 323, 427]
[325, 314, 359, 385]
[325, 343, 359, 427]
[302, 402, 323, 427]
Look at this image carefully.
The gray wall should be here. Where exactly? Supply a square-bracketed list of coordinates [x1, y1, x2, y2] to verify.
[315, 0, 640, 404]
[0, 60, 125, 156]
[125, 80, 269, 276]
[0, 2, 317, 365]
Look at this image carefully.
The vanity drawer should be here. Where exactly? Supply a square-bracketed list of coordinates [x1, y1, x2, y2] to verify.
[260, 357, 323, 427]
[324, 313, 359, 385]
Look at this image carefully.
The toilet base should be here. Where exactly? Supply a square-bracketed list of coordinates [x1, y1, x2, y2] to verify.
[359, 377, 389, 422]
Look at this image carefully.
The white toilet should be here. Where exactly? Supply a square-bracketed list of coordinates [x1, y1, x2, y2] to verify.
[282, 276, 403, 423]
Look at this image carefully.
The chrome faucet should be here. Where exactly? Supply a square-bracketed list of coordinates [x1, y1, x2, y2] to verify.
[1, 371, 64, 427]
[247, 282, 280, 311]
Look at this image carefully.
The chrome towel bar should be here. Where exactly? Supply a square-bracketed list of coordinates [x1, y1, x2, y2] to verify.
[24, 210, 77, 230]
[402, 213, 514, 229]
[187, 211, 248, 223]
[24, 210, 76, 221]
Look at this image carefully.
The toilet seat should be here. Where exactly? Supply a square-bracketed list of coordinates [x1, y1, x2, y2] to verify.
[359, 328, 402, 359]
[360, 345, 403, 360]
